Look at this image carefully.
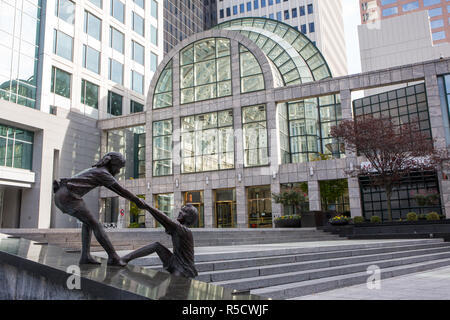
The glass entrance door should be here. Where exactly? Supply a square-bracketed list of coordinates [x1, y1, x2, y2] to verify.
[215, 201, 234, 228]
[183, 191, 204, 228]
[247, 186, 272, 228]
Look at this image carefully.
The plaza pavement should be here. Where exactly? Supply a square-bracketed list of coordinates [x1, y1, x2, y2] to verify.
[295, 266, 450, 300]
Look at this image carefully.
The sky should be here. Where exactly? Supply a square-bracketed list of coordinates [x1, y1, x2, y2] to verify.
[342, 0, 362, 75]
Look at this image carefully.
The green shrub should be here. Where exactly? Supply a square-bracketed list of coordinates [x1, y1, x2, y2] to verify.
[419, 214, 427, 220]
[370, 216, 381, 223]
[426, 212, 440, 221]
[274, 215, 301, 221]
[353, 216, 365, 224]
[128, 222, 141, 228]
[406, 212, 418, 221]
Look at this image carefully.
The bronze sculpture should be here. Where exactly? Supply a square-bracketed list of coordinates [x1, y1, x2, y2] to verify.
[53, 152, 147, 266]
[122, 204, 198, 278]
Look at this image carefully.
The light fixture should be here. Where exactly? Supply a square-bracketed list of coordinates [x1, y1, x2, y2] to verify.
[147, 182, 150, 190]
[309, 167, 314, 176]
[175, 178, 179, 188]
[238, 173, 242, 182]
[272, 171, 277, 179]
[206, 176, 209, 185]
[350, 162, 354, 171]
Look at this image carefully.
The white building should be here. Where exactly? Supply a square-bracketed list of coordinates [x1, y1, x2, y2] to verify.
[217, 0, 348, 77]
[0, 0, 164, 228]
[359, 10, 450, 73]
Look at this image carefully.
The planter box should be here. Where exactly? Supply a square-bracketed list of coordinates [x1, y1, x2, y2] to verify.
[301, 211, 340, 227]
[354, 219, 450, 228]
[274, 219, 301, 228]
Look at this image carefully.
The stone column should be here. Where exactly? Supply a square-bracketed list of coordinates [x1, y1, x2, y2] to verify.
[236, 185, 246, 228]
[348, 177, 362, 217]
[308, 180, 321, 211]
[204, 188, 213, 228]
[117, 197, 128, 229]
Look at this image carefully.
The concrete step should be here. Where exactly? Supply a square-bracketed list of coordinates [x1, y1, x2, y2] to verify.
[196, 245, 450, 282]
[213, 251, 450, 292]
[268, 258, 450, 299]
[125, 238, 445, 266]
[143, 242, 450, 273]
[0, 228, 342, 250]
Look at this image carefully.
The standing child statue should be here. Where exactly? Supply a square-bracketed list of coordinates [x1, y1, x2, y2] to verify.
[53, 152, 147, 266]
[122, 204, 198, 278]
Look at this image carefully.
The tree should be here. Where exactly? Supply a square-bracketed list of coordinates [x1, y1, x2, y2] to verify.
[319, 179, 348, 212]
[272, 186, 308, 216]
[330, 115, 447, 221]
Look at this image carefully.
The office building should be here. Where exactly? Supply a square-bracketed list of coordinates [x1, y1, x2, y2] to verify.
[98, 17, 450, 229]
[360, 0, 450, 45]
[0, 0, 164, 228]
[216, 0, 348, 77]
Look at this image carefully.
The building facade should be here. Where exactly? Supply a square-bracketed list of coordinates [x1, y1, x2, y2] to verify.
[360, 0, 450, 45]
[216, 0, 348, 77]
[0, 0, 164, 228]
[98, 18, 450, 229]
[163, 0, 217, 54]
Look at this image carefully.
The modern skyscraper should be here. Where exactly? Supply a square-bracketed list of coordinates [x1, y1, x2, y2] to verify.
[162, 0, 218, 54]
[216, 0, 348, 77]
[360, 0, 450, 45]
[0, 0, 164, 228]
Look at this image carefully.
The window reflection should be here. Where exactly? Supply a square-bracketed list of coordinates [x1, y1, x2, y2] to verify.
[153, 120, 172, 176]
[242, 105, 269, 167]
[181, 110, 234, 173]
[107, 126, 146, 180]
[153, 60, 172, 109]
[180, 38, 231, 104]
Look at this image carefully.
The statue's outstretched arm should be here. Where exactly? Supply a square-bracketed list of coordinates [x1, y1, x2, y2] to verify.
[142, 203, 177, 233]
[107, 182, 143, 206]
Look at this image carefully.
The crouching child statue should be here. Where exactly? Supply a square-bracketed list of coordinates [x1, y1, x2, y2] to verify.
[122, 204, 199, 278]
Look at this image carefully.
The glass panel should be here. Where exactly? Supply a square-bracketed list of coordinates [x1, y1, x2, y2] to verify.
[180, 65, 194, 88]
[242, 75, 264, 93]
[83, 45, 100, 74]
[181, 45, 194, 65]
[132, 41, 145, 65]
[81, 79, 99, 109]
[107, 91, 123, 116]
[51, 67, 71, 98]
[195, 60, 216, 86]
[109, 59, 123, 84]
[195, 83, 216, 101]
[85, 11, 101, 40]
[111, 0, 125, 23]
[218, 80, 232, 97]
[217, 57, 231, 81]
[57, 0, 75, 24]
[110, 27, 124, 53]
[107, 125, 145, 179]
[133, 12, 144, 36]
[194, 38, 216, 62]
[54, 30, 73, 61]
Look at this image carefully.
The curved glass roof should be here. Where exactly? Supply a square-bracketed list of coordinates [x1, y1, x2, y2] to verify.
[213, 18, 332, 86]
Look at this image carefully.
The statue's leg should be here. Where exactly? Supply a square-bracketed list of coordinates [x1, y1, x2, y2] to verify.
[70, 201, 125, 267]
[79, 223, 101, 265]
[122, 242, 172, 267]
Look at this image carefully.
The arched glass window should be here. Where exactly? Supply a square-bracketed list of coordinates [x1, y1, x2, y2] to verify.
[180, 38, 232, 104]
[239, 45, 264, 93]
[153, 60, 172, 109]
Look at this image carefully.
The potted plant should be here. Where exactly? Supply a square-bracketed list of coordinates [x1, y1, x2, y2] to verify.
[272, 189, 308, 216]
[274, 215, 302, 228]
[329, 215, 350, 226]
